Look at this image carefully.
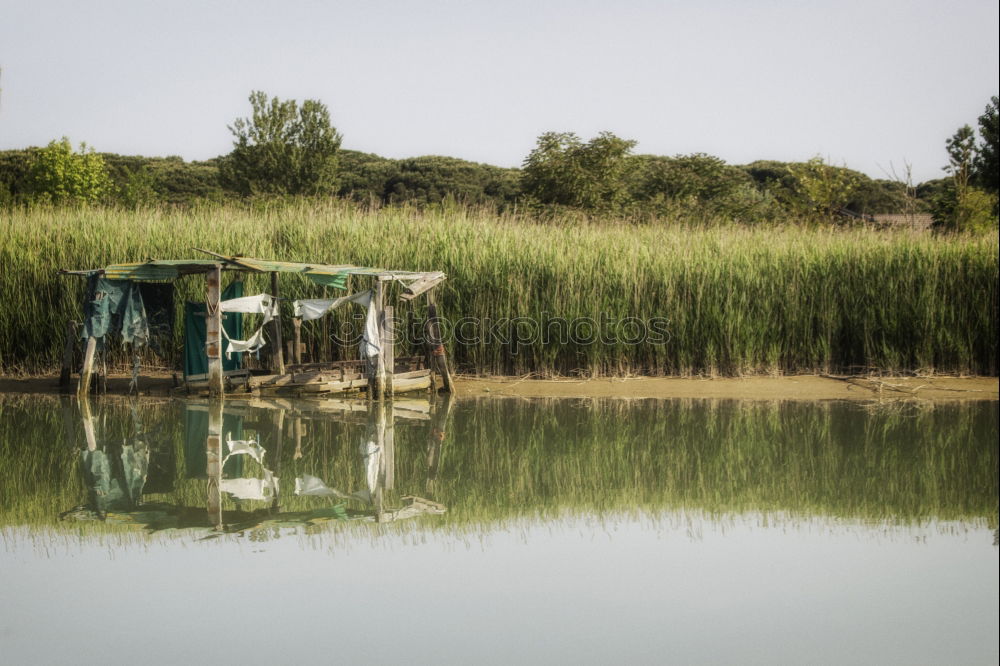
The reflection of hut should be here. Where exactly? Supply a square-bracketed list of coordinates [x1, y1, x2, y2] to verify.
[60, 252, 453, 398]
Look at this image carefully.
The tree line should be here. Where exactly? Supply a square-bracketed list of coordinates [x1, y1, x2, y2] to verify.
[1, 91, 996, 229]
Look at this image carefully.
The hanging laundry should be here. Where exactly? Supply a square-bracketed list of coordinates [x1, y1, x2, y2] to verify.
[293, 290, 371, 321]
[220, 293, 277, 317]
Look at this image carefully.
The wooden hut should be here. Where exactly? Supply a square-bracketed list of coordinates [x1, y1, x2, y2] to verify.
[61, 251, 453, 399]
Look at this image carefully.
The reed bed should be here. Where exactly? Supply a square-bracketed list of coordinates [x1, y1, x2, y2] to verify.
[1, 202, 996, 375]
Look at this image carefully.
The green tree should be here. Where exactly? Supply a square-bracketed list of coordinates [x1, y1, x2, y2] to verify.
[26, 138, 114, 205]
[933, 123, 998, 231]
[219, 91, 342, 196]
[787, 156, 859, 222]
[521, 131, 636, 212]
[973, 95, 998, 195]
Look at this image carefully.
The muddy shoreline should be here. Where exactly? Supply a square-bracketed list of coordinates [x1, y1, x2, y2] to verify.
[1, 373, 996, 402]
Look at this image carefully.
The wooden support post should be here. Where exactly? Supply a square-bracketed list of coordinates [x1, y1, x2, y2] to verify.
[77, 336, 97, 399]
[60, 320, 78, 391]
[368, 279, 385, 401]
[424, 291, 454, 394]
[270, 272, 285, 374]
[292, 317, 302, 365]
[206, 400, 223, 530]
[383, 305, 394, 398]
[320, 285, 330, 363]
[205, 265, 224, 398]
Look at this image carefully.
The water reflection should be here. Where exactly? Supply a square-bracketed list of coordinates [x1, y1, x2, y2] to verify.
[60, 396, 452, 536]
[0, 395, 996, 539]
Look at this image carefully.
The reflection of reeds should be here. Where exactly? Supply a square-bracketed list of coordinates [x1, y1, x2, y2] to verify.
[1, 396, 996, 536]
[1, 203, 996, 375]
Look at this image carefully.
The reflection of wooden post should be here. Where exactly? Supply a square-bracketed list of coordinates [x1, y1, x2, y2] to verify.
[425, 393, 452, 498]
[206, 265, 224, 398]
[272, 409, 284, 512]
[60, 320, 78, 390]
[77, 336, 97, 399]
[425, 291, 454, 393]
[293, 415, 303, 460]
[383, 400, 394, 490]
[270, 272, 284, 374]
[80, 397, 97, 451]
[383, 305, 394, 398]
[206, 400, 223, 530]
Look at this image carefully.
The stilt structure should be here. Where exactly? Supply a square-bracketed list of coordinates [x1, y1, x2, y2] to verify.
[59, 254, 453, 398]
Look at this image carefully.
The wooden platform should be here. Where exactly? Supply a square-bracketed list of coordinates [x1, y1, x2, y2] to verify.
[184, 356, 433, 397]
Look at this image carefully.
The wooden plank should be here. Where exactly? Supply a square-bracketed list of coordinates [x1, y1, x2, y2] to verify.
[77, 336, 97, 399]
[393, 375, 432, 394]
[59, 320, 78, 391]
[205, 265, 224, 398]
[400, 273, 446, 301]
[393, 368, 431, 380]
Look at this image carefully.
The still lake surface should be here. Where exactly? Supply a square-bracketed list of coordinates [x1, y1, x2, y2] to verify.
[1, 394, 997, 665]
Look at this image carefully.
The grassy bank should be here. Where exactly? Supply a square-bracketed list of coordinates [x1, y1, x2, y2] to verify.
[1, 202, 997, 375]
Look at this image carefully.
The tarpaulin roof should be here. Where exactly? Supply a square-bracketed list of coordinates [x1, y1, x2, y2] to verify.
[63, 255, 445, 291]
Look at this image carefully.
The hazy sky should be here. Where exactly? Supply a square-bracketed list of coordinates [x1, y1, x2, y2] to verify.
[1, 0, 997, 183]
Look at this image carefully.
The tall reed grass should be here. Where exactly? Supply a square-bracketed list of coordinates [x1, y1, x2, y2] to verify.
[1, 201, 996, 375]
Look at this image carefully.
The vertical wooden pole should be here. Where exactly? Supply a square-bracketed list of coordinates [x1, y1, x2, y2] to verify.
[383, 305, 394, 398]
[320, 285, 330, 363]
[292, 317, 302, 365]
[205, 265, 224, 398]
[270, 272, 285, 375]
[206, 399, 223, 530]
[425, 291, 454, 393]
[369, 279, 385, 401]
[59, 320, 78, 391]
[77, 336, 97, 399]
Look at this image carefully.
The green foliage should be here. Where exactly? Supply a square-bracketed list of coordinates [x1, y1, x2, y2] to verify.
[932, 185, 998, 232]
[787, 157, 860, 221]
[521, 131, 636, 212]
[974, 95, 998, 195]
[101, 153, 226, 205]
[1, 203, 996, 376]
[25, 138, 114, 205]
[121, 166, 158, 208]
[219, 91, 342, 196]
[628, 153, 782, 223]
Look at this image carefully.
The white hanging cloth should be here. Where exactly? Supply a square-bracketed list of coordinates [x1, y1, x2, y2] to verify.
[293, 290, 371, 321]
[220, 293, 278, 316]
[223, 326, 267, 357]
[218, 294, 278, 358]
[360, 292, 381, 361]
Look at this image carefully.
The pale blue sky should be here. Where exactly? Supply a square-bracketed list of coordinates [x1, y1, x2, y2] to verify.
[1, 0, 997, 183]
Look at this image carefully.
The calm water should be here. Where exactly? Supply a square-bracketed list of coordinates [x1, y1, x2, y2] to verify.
[1, 394, 997, 665]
